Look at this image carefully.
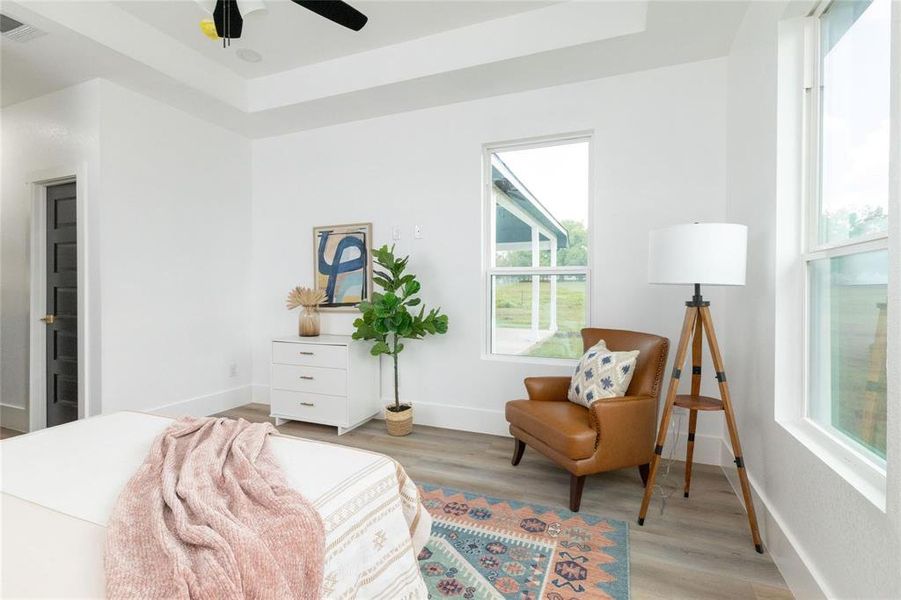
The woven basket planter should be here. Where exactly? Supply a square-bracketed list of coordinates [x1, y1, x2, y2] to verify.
[385, 405, 413, 436]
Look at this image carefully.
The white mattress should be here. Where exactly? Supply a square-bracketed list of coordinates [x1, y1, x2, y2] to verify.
[0, 412, 430, 599]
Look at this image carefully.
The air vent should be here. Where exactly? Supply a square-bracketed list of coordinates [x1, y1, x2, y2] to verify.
[1, 14, 46, 42]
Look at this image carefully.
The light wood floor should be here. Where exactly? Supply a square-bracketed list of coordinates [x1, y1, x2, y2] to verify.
[221, 403, 792, 600]
[0, 427, 23, 440]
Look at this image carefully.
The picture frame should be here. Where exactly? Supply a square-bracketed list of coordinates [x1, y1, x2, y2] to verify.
[312, 222, 373, 311]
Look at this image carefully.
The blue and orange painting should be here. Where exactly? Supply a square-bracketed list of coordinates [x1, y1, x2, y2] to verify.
[313, 223, 371, 308]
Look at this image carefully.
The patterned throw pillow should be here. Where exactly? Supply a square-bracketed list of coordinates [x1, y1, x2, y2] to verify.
[567, 340, 639, 407]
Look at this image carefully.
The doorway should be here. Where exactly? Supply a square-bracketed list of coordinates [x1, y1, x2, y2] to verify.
[43, 181, 79, 427]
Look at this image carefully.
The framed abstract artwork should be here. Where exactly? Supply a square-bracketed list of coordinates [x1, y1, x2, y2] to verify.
[312, 223, 373, 310]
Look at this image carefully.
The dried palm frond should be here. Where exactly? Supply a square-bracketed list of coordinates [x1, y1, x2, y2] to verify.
[286, 286, 327, 310]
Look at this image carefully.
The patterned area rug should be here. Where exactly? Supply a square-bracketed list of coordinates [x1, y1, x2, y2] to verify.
[416, 484, 629, 600]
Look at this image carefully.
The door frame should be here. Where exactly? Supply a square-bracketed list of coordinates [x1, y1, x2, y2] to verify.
[27, 165, 91, 431]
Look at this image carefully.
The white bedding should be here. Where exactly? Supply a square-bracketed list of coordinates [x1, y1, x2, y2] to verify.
[0, 412, 430, 599]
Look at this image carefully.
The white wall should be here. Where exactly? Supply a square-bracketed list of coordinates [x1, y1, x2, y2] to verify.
[0, 80, 253, 426]
[251, 58, 730, 456]
[723, 2, 901, 598]
[1, 81, 102, 429]
[95, 82, 253, 416]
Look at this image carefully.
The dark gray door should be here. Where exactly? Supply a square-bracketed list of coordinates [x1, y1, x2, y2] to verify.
[45, 182, 78, 427]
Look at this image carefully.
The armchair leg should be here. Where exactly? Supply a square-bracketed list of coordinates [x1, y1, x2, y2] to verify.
[638, 463, 650, 487]
[569, 475, 586, 512]
[511, 438, 526, 466]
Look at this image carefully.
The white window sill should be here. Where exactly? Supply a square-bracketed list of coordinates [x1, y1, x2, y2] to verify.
[481, 353, 579, 369]
[777, 417, 887, 512]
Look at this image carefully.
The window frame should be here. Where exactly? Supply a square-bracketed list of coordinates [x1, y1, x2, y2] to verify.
[481, 132, 593, 365]
[799, 0, 890, 471]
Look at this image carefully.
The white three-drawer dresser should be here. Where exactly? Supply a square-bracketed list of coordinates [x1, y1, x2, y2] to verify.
[269, 335, 381, 434]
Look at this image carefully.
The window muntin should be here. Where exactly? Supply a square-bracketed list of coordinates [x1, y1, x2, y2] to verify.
[486, 138, 590, 360]
[804, 0, 890, 466]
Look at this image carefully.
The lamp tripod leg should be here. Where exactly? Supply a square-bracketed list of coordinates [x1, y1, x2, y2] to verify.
[683, 410, 698, 497]
[684, 316, 703, 498]
[698, 306, 763, 553]
[638, 306, 698, 525]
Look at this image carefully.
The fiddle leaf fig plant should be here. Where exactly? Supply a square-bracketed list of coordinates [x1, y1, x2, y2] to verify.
[352, 245, 449, 412]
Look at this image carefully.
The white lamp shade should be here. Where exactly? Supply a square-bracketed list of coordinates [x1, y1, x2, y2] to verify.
[648, 223, 748, 286]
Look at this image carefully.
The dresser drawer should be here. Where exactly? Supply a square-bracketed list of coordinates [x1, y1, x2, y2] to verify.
[272, 342, 347, 369]
[270, 389, 346, 425]
[271, 364, 347, 396]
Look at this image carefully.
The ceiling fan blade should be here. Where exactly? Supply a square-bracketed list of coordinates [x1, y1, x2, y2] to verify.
[213, 0, 244, 38]
[291, 0, 368, 31]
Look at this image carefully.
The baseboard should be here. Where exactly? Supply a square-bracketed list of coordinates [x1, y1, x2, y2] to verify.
[379, 398, 511, 437]
[380, 398, 722, 465]
[150, 385, 252, 418]
[0, 404, 28, 432]
[719, 438, 831, 599]
[250, 384, 723, 465]
[252, 383, 270, 405]
[251, 384, 511, 437]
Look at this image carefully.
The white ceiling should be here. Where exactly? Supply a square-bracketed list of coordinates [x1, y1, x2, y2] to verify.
[1, 1, 751, 136]
[0, 6, 131, 106]
[115, 0, 555, 78]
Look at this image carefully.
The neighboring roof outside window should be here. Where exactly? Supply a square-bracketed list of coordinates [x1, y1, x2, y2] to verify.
[492, 155, 569, 249]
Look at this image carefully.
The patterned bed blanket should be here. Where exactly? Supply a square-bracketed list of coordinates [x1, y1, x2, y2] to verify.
[0, 412, 430, 599]
[303, 447, 430, 598]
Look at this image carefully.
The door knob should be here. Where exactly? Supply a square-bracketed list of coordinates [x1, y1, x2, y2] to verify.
[40, 314, 55, 325]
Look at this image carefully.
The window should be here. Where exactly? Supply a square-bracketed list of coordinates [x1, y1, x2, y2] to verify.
[804, 0, 890, 463]
[484, 137, 590, 360]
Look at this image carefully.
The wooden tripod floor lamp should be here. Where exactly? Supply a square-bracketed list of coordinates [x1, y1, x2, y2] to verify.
[637, 223, 763, 554]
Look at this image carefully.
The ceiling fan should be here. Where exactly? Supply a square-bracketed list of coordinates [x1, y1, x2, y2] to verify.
[197, 0, 368, 46]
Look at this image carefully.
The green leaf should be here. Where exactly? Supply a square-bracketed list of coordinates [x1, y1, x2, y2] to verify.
[352, 241, 448, 354]
[370, 341, 390, 356]
[404, 280, 421, 296]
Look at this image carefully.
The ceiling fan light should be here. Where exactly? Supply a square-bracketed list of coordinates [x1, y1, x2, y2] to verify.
[199, 19, 219, 40]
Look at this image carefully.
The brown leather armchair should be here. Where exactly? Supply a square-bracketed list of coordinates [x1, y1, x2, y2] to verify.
[505, 328, 669, 511]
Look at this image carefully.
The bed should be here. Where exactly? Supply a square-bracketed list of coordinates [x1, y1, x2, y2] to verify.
[0, 412, 431, 599]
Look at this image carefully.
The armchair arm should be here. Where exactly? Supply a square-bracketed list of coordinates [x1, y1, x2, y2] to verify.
[589, 395, 657, 468]
[524, 376, 572, 402]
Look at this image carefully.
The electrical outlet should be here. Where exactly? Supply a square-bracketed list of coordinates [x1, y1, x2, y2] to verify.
[414, 224, 422, 239]
[229, 363, 238, 378]
[392, 226, 402, 240]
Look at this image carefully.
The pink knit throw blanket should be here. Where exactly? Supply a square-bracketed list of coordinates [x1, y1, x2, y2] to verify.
[105, 417, 325, 599]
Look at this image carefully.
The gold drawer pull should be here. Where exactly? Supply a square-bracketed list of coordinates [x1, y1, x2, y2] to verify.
[300, 402, 315, 407]
[298, 351, 315, 356]
[299, 375, 315, 380]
